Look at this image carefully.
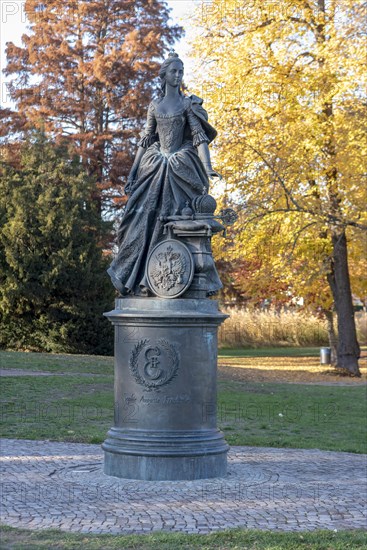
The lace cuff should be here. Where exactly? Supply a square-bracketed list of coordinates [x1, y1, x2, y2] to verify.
[138, 133, 157, 149]
[192, 130, 209, 147]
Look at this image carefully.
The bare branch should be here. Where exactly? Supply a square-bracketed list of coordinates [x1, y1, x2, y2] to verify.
[246, 144, 306, 212]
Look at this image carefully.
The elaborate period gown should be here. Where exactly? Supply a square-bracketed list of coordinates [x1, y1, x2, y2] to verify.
[108, 94, 221, 295]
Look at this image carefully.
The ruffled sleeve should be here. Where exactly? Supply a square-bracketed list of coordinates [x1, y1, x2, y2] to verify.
[186, 102, 210, 147]
[137, 102, 158, 148]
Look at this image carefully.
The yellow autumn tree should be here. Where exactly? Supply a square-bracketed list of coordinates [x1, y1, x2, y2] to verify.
[191, 0, 367, 375]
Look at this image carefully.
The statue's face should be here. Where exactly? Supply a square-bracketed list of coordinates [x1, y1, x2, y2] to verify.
[165, 61, 184, 88]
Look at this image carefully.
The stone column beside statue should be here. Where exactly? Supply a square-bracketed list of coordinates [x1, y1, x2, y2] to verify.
[103, 52, 236, 480]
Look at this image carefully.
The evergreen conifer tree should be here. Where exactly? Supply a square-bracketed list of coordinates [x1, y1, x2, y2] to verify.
[0, 132, 115, 354]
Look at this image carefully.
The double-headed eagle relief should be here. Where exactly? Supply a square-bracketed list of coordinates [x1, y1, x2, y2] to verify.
[147, 242, 194, 298]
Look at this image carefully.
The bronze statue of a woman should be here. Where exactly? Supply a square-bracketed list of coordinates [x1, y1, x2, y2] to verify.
[108, 52, 222, 296]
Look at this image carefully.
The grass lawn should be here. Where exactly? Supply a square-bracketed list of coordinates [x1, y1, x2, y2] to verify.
[218, 380, 366, 453]
[0, 350, 114, 375]
[0, 525, 366, 549]
[0, 351, 366, 453]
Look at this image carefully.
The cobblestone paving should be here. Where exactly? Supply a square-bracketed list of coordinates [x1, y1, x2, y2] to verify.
[1, 439, 366, 534]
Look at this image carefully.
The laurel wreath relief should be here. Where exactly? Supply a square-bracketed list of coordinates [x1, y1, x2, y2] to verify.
[129, 338, 180, 391]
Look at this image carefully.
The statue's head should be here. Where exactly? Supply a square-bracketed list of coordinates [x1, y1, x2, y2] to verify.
[159, 51, 184, 96]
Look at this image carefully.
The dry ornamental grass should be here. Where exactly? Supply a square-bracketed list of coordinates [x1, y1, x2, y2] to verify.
[218, 308, 367, 349]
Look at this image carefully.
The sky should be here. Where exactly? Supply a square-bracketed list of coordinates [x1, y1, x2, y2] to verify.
[0, 0, 199, 108]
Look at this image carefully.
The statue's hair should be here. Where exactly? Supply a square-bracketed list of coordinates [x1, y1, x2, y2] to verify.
[158, 51, 184, 98]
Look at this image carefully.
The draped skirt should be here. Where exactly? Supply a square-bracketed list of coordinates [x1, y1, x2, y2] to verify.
[108, 140, 221, 295]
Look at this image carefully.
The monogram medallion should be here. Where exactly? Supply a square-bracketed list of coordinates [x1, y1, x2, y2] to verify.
[129, 338, 180, 391]
[146, 239, 194, 298]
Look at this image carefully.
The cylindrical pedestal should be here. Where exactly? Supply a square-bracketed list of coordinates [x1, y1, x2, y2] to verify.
[102, 298, 229, 480]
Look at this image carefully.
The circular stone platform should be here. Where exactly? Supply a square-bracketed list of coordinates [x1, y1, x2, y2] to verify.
[1, 439, 366, 534]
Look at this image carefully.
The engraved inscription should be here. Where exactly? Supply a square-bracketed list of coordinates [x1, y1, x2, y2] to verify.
[140, 394, 191, 405]
[129, 338, 179, 391]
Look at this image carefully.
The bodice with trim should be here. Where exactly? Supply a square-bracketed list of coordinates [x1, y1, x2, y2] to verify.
[138, 96, 209, 155]
[155, 107, 187, 155]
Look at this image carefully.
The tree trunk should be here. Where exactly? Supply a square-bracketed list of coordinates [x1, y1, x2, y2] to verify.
[324, 309, 338, 366]
[327, 230, 360, 376]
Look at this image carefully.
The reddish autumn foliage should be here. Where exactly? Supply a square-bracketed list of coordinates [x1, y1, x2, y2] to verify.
[2, 0, 182, 210]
